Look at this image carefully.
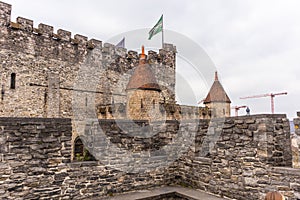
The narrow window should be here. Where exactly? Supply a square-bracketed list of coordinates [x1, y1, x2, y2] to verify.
[74, 137, 84, 158]
[141, 99, 144, 109]
[10, 73, 16, 89]
[74, 137, 95, 161]
[1, 85, 4, 101]
[223, 109, 225, 115]
[153, 100, 155, 109]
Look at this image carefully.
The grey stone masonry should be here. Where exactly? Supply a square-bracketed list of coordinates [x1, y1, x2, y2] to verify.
[1, 115, 300, 199]
[0, 118, 175, 199]
[97, 186, 226, 200]
[0, 1, 11, 26]
[293, 117, 300, 168]
[0, 118, 72, 199]
[176, 114, 298, 200]
[0, 1, 176, 119]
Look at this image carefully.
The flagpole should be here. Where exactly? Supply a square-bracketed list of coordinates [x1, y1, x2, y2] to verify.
[161, 14, 164, 49]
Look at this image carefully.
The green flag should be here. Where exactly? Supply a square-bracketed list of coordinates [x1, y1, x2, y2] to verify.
[148, 15, 163, 40]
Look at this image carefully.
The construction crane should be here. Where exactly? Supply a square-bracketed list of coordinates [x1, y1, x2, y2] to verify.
[240, 92, 287, 114]
[231, 105, 247, 116]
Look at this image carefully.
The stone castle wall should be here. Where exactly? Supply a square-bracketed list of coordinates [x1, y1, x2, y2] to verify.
[0, 1, 176, 119]
[126, 89, 162, 121]
[176, 114, 298, 199]
[0, 118, 177, 199]
[292, 117, 300, 168]
[0, 118, 73, 199]
[1, 115, 300, 199]
[205, 102, 231, 118]
[97, 103, 211, 121]
[1, 2, 299, 200]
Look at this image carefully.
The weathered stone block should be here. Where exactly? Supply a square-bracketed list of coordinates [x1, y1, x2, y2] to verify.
[244, 177, 257, 186]
[87, 39, 102, 49]
[57, 29, 71, 41]
[0, 1, 11, 26]
[16, 17, 33, 31]
[38, 23, 53, 37]
[74, 34, 88, 44]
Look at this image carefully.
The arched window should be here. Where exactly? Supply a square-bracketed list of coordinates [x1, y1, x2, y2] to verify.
[10, 73, 16, 89]
[74, 137, 96, 161]
[74, 137, 84, 159]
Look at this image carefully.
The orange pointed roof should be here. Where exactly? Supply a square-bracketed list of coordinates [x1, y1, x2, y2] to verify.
[203, 72, 231, 104]
[126, 46, 161, 92]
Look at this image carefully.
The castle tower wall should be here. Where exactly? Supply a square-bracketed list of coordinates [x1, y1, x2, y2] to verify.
[293, 116, 300, 168]
[205, 102, 231, 118]
[0, 1, 11, 27]
[148, 44, 177, 104]
[125, 46, 163, 121]
[0, 1, 176, 119]
[204, 72, 231, 118]
[126, 90, 162, 121]
[47, 73, 60, 117]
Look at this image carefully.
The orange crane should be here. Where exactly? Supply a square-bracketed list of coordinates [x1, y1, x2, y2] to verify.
[231, 105, 247, 116]
[240, 92, 287, 114]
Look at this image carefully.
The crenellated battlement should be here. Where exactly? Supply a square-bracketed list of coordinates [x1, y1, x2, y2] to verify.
[0, 1, 177, 119]
[0, 1, 100, 49]
[0, 1, 176, 64]
[7, 16, 178, 56]
[5, 18, 176, 68]
[0, 1, 11, 26]
[0, 0, 177, 88]
[8, 16, 103, 50]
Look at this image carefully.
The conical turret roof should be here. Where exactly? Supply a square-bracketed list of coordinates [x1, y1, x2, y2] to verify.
[126, 46, 161, 92]
[204, 72, 231, 104]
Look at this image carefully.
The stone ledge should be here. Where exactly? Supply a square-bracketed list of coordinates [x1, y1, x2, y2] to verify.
[270, 167, 300, 176]
[0, 117, 71, 122]
[229, 114, 287, 119]
[96, 186, 226, 200]
[193, 156, 212, 164]
[98, 119, 149, 124]
[67, 161, 100, 168]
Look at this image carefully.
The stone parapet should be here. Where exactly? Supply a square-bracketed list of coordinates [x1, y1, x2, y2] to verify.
[1, 115, 299, 199]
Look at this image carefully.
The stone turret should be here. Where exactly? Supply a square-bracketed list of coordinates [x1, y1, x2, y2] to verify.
[204, 71, 231, 118]
[126, 46, 162, 121]
[126, 46, 161, 92]
[0, 1, 11, 27]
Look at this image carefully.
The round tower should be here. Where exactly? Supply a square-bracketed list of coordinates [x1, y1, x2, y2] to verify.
[203, 72, 231, 118]
[126, 46, 162, 121]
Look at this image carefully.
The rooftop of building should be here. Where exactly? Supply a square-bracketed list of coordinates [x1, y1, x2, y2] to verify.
[204, 71, 231, 104]
[126, 46, 161, 92]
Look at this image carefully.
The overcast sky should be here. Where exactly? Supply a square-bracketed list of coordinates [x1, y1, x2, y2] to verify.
[5, 0, 300, 119]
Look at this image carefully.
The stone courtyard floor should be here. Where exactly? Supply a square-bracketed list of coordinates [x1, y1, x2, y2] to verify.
[97, 186, 227, 200]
